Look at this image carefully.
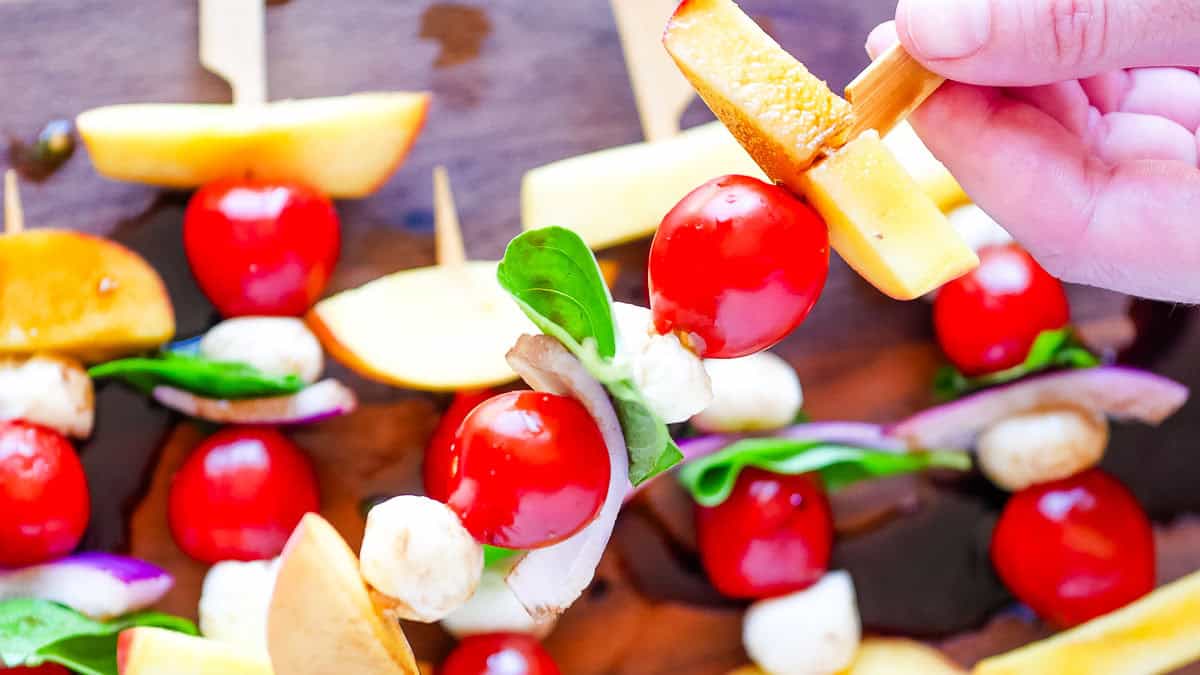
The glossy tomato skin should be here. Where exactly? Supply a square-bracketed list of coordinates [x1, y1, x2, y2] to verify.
[168, 427, 320, 564]
[934, 244, 1070, 376]
[445, 391, 610, 549]
[0, 421, 89, 568]
[440, 633, 561, 675]
[184, 180, 340, 317]
[0, 665, 72, 675]
[695, 468, 833, 599]
[424, 389, 495, 503]
[649, 175, 829, 359]
[991, 469, 1155, 628]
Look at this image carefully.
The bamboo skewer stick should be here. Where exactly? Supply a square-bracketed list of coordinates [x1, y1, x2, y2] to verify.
[433, 166, 467, 268]
[199, 0, 268, 106]
[4, 170, 24, 235]
[610, 0, 695, 142]
[845, 44, 945, 139]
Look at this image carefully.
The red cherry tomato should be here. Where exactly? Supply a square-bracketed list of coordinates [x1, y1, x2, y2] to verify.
[1, 665, 72, 675]
[445, 391, 610, 549]
[934, 244, 1070, 376]
[0, 421, 89, 568]
[695, 468, 833, 599]
[649, 175, 829, 358]
[184, 180, 340, 317]
[168, 427, 319, 564]
[424, 389, 495, 503]
[991, 469, 1155, 628]
[440, 633, 561, 675]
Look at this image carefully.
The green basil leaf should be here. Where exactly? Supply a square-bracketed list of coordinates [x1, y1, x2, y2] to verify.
[0, 599, 196, 675]
[497, 227, 681, 485]
[933, 328, 1101, 400]
[89, 352, 305, 399]
[678, 438, 971, 507]
[483, 545, 520, 569]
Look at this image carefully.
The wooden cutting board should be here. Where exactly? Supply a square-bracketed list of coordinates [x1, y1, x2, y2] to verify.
[2, 1, 1199, 673]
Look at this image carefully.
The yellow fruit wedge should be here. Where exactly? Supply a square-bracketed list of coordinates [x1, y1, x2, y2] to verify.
[664, 0, 854, 182]
[268, 513, 420, 675]
[77, 92, 429, 198]
[308, 261, 530, 391]
[117, 627, 272, 675]
[975, 569, 1200, 675]
[729, 638, 964, 675]
[0, 230, 174, 362]
[521, 121, 765, 249]
[799, 131, 978, 300]
[883, 122, 971, 213]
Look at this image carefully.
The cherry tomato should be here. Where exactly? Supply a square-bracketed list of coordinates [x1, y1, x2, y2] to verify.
[1, 665, 72, 675]
[649, 175, 829, 358]
[445, 391, 610, 549]
[440, 633, 561, 675]
[934, 244, 1070, 376]
[991, 469, 1155, 628]
[184, 180, 340, 317]
[695, 468, 833, 599]
[0, 421, 89, 568]
[424, 389, 495, 503]
[168, 427, 319, 564]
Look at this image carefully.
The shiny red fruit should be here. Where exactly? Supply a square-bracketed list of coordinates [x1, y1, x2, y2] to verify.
[440, 633, 561, 675]
[991, 469, 1155, 628]
[1, 665, 72, 675]
[424, 389, 495, 503]
[0, 421, 89, 568]
[695, 468, 833, 599]
[168, 427, 320, 564]
[649, 175, 829, 358]
[934, 244, 1070, 376]
[184, 180, 340, 317]
[445, 391, 610, 549]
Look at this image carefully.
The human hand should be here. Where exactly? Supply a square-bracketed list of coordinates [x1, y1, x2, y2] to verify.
[867, 0, 1200, 302]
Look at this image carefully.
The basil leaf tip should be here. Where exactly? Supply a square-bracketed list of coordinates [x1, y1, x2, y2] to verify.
[497, 227, 680, 486]
[678, 438, 972, 507]
[933, 328, 1100, 400]
[90, 351, 305, 400]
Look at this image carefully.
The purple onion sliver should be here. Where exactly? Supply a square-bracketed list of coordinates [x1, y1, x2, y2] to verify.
[0, 553, 173, 620]
[152, 378, 357, 426]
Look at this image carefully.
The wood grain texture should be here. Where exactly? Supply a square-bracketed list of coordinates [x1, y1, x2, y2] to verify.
[2, 1, 1199, 674]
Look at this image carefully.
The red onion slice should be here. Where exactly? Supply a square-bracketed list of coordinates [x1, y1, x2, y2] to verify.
[888, 366, 1189, 450]
[503, 334, 630, 622]
[152, 379, 356, 426]
[0, 553, 173, 620]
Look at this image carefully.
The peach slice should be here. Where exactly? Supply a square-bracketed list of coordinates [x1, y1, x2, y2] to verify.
[267, 513, 420, 675]
[76, 93, 429, 199]
[0, 230, 174, 362]
[522, 121, 764, 249]
[117, 627, 272, 675]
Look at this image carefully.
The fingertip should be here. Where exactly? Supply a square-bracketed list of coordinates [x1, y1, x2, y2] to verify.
[865, 21, 898, 59]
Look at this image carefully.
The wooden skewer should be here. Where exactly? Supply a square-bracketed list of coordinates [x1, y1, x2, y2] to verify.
[199, 0, 268, 106]
[4, 170, 23, 235]
[610, 0, 695, 142]
[432, 166, 467, 267]
[845, 43, 946, 139]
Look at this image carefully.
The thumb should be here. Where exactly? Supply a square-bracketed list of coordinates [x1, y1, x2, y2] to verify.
[896, 0, 1200, 86]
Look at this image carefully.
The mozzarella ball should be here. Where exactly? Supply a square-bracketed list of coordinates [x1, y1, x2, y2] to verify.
[948, 204, 1014, 252]
[693, 352, 802, 433]
[612, 302, 712, 423]
[743, 571, 861, 675]
[977, 407, 1109, 492]
[200, 317, 324, 384]
[441, 567, 555, 639]
[198, 558, 279, 657]
[0, 355, 93, 438]
[360, 495, 483, 623]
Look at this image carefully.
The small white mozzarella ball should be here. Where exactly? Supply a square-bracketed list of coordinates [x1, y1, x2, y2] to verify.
[743, 571, 861, 675]
[612, 302, 712, 423]
[441, 567, 555, 639]
[360, 495, 483, 623]
[200, 317, 323, 384]
[948, 204, 1014, 253]
[198, 558, 279, 657]
[977, 407, 1109, 492]
[693, 352, 802, 433]
[0, 355, 93, 438]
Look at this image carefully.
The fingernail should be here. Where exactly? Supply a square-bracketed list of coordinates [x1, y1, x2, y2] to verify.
[903, 0, 990, 60]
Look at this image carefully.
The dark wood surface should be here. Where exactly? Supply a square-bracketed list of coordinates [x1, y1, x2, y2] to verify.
[2, 1, 1200, 673]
